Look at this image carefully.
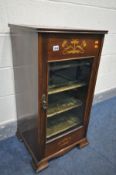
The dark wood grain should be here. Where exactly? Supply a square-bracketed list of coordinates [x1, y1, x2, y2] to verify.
[47, 34, 102, 61]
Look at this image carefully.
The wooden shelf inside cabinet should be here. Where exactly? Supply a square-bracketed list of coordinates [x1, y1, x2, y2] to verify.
[47, 110, 82, 139]
[49, 61, 91, 71]
[9, 24, 108, 172]
[47, 94, 82, 118]
[48, 82, 86, 95]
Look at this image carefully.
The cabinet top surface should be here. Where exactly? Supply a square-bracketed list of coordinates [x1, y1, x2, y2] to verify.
[9, 24, 108, 34]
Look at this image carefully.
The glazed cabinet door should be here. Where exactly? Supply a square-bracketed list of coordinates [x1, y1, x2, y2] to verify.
[46, 57, 94, 142]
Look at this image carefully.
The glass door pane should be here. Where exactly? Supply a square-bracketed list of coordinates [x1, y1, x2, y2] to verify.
[47, 58, 93, 141]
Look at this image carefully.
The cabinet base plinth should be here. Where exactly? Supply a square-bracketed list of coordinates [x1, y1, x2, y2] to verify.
[79, 138, 89, 148]
[32, 160, 49, 172]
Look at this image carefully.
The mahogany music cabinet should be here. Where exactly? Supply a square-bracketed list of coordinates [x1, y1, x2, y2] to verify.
[9, 24, 107, 172]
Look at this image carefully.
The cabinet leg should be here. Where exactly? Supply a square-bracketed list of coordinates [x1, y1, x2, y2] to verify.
[32, 159, 49, 172]
[79, 138, 89, 149]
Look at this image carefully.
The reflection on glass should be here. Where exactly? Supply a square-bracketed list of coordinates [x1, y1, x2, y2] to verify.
[47, 58, 93, 141]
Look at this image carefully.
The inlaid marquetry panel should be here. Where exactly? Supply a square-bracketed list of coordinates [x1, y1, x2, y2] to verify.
[47, 34, 102, 61]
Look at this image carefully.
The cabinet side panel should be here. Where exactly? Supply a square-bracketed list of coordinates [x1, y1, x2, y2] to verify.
[10, 27, 39, 161]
